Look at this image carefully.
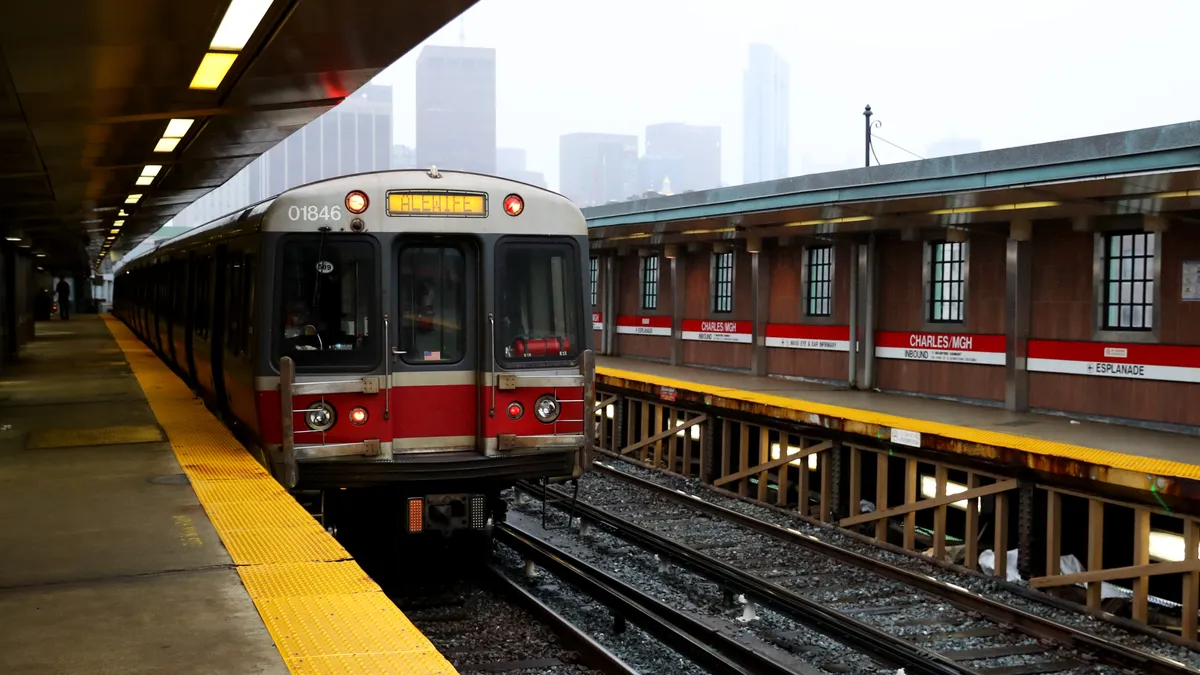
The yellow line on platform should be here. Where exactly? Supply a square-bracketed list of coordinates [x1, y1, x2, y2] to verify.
[103, 316, 457, 675]
[597, 365, 1200, 482]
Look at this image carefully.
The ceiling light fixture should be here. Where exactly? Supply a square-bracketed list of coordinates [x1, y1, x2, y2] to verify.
[210, 0, 274, 51]
[126, 194, 142, 204]
[189, 52, 238, 90]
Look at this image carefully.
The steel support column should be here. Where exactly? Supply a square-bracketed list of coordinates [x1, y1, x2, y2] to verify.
[847, 242, 859, 387]
[856, 235, 879, 390]
[670, 254, 683, 366]
[751, 250, 768, 376]
[603, 255, 617, 356]
[1005, 222, 1033, 411]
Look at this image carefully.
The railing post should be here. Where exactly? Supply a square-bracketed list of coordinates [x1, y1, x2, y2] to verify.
[280, 356, 297, 489]
[581, 349, 596, 472]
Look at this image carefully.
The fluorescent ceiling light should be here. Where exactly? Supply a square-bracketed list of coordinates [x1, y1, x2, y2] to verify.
[155, 138, 181, 153]
[114, 220, 124, 227]
[210, 0, 274, 51]
[190, 52, 238, 90]
[141, 165, 162, 177]
[135, 176, 153, 186]
[4, 236, 20, 242]
[119, 209, 129, 216]
[110, 229, 120, 235]
[164, 119, 194, 138]
[35, 253, 45, 258]
[126, 194, 143, 204]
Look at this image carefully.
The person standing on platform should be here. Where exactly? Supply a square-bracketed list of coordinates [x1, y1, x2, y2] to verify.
[55, 278, 70, 320]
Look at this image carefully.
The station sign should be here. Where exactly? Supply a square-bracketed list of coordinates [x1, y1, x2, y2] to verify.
[592, 312, 603, 331]
[765, 324, 851, 352]
[875, 332, 1006, 366]
[616, 315, 672, 337]
[681, 320, 752, 344]
[1028, 340, 1200, 383]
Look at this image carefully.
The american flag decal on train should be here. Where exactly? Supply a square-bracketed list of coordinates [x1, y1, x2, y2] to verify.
[424, 351, 441, 361]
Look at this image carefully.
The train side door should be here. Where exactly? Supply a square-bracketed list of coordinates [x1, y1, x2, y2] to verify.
[390, 239, 479, 454]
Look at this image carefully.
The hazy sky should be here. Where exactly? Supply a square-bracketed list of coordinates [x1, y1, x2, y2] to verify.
[374, 0, 1199, 192]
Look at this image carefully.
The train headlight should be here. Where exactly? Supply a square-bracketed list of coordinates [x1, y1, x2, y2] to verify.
[533, 395, 560, 424]
[345, 190, 369, 214]
[349, 407, 368, 426]
[305, 401, 336, 431]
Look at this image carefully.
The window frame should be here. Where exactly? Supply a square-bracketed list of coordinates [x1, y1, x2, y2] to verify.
[589, 256, 599, 307]
[640, 255, 659, 311]
[711, 250, 734, 314]
[493, 235, 586, 370]
[801, 244, 835, 321]
[395, 241, 470, 367]
[1093, 229, 1162, 343]
[270, 233, 382, 374]
[922, 239, 970, 327]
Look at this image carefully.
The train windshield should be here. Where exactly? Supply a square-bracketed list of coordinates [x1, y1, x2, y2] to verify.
[496, 240, 582, 366]
[277, 235, 378, 370]
[397, 244, 467, 364]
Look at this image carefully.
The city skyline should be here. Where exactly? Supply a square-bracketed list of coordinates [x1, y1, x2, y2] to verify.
[743, 44, 790, 184]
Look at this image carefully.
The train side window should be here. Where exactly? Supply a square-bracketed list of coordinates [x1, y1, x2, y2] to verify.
[397, 245, 466, 365]
[242, 254, 256, 355]
[227, 256, 244, 355]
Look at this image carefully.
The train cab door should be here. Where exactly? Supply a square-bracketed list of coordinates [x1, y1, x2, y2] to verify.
[390, 238, 479, 454]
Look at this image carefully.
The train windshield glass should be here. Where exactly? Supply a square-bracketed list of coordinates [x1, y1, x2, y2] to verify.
[278, 235, 378, 369]
[496, 240, 582, 365]
[397, 244, 467, 364]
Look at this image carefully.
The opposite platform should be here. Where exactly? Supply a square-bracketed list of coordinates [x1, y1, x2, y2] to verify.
[596, 356, 1200, 498]
[0, 316, 457, 675]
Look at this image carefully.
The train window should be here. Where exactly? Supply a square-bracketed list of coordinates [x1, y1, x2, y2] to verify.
[496, 240, 582, 365]
[397, 245, 466, 364]
[228, 257, 244, 355]
[277, 235, 378, 369]
[242, 255, 256, 355]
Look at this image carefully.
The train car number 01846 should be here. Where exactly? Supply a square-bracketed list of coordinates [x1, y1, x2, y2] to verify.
[288, 205, 344, 222]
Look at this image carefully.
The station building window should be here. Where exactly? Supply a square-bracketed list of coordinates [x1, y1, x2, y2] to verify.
[927, 240, 966, 324]
[589, 256, 598, 307]
[804, 246, 833, 317]
[1101, 231, 1156, 331]
[640, 255, 659, 310]
[712, 251, 734, 313]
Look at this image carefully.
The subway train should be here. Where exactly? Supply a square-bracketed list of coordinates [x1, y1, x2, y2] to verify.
[113, 168, 595, 537]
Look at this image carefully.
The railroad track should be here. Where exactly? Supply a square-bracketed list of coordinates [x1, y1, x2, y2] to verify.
[512, 462, 1200, 675]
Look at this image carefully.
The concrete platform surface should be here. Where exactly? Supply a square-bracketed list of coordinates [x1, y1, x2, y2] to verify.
[0, 317, 288, 675]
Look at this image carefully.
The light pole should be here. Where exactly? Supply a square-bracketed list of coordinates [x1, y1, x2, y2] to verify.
[863, 105, 873, 167]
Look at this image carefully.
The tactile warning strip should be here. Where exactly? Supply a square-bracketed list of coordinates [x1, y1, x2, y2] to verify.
[26, 424, 164, 449]
[597, 365, 1200, 482]
[103, 317, 458, 675]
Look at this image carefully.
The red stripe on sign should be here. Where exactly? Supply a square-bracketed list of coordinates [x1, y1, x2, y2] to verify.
[681, 319, 752, 335]
[875, 331, 1006, 353]
[1028, 340, 1200, 368]
[765, 324, 850, 341]
[617, 315, 672, 329]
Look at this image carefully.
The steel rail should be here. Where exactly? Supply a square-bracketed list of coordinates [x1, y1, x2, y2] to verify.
[495, 522, 800, 675]
[482, 564, 639, 675]
[512, 482, 975, 675]
[586, 462, 1200, 675]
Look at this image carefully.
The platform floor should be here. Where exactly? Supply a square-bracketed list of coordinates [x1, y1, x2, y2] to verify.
[0, 317, 456, 675]
[597, 357, 1200, 481]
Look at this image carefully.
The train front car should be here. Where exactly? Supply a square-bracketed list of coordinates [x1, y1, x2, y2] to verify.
[260, 168, 594, 538]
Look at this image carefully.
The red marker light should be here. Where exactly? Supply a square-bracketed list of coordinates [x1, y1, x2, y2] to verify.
[345, 190, 369, 214]
[507, 402, 524, 420]
[349, 407, 368, 425]
[503, 194, 524, 216]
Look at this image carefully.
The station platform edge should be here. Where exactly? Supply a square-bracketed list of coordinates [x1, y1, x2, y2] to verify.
[594, 358, 1200, 494]
[102, 316, 457, 675]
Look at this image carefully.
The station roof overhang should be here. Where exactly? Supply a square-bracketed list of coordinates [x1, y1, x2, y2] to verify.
[584, 120, 1200, 250]
[0, 0, 476, 272]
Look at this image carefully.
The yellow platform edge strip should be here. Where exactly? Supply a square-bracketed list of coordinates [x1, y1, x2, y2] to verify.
[596, 365, 1200, 482]
[102, 317, 459, 675]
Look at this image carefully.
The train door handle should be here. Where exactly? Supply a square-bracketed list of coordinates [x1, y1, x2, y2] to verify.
[391, 349, 407, 356]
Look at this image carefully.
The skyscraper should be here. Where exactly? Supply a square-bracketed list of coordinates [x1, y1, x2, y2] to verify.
[415, 46, 496, 174]
[559, 133, 639, 206]
[742, 44, 790, 184]
[641, 123, 721, 194]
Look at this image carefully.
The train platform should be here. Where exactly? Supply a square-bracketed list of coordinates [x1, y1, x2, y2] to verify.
[595, 356, 1200, 500]
[0, 316, 456, 675]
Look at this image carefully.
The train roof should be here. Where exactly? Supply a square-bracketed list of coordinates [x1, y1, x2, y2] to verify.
[114, 169, 580, 273]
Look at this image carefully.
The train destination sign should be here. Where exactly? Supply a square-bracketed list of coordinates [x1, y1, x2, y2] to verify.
[875, 332, 1006, 366]
[681, 320, 752, 344]
[616, 315, 672, 337]
[1028, 340, 1200, 384]
[387, 191, 487, 217]
[765, 324, 851, 352]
